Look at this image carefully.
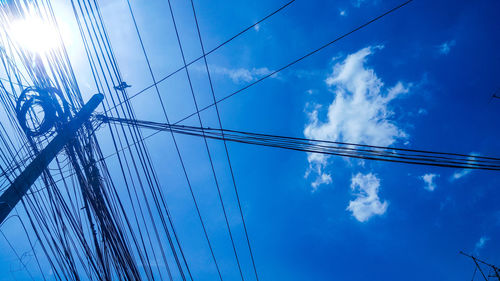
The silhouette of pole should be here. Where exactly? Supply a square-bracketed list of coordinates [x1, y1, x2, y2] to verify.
[0, 93, 104, 224]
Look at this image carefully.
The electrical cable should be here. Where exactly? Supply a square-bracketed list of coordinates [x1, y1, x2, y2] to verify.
[98, 116, 500, 171]
[189, 0, 261, 279]
[105, 0, 296, 114]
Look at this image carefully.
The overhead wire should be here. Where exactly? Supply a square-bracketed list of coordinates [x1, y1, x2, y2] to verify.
[188, 0, 261, 280]
[94, 0, 414, 165]
[98, 116, 500, 171]
[0, 0, 187, 279]
[123, 0, 202, 280]
[165, 0, 255, 278]
[0, 0, 299, 278]
[108, 0, 412, 123]
[105, 0, 296, 113]
[0, 3, 92, 277]
[0, 0, 417, 279]
[82, 1, 177, 278]
[174, 0, 413, 125]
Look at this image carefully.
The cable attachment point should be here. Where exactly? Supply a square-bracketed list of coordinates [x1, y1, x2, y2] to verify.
[94, 114, 108, 122]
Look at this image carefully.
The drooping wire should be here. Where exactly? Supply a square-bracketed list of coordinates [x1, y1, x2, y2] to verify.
[124, 0, 211, 280]
[164, 0, 251, 279]
[80, 1, 418, 215]
[0, 0, 196, 279]
[98, 0, 414, 166]
[83, 0, 187, 278]
[174, 0, 413, 125]
[188, 0, 261, 280]
[98, 116, 500, 171]
[104, 0, 296, 114]
[0, 0, 415, 279]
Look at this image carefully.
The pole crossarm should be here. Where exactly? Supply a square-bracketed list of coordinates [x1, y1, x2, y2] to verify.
[0, 93, 104, 225]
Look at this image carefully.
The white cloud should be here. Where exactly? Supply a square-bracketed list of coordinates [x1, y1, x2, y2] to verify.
[204, 65, 274, 84]
[254, 24, 260, 32]
[339, 10, 347, 16]
[474, 236, 490, 254]
[312, 172, 332, 190]
[421, 173, 438, 191]
[450, 154, 477, 181]
[304, 46, 408, 188]
[347, 173, 388, 222]
[451, 169, 471, 181]
[304, 152, 332, 192]
[438, 40, 456, 55]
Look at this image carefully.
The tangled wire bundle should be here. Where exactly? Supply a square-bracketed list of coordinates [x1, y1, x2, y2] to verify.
[15, 87, 69, 137]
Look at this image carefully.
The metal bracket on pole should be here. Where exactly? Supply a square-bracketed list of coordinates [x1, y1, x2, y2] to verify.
[0, 93, 104, 224]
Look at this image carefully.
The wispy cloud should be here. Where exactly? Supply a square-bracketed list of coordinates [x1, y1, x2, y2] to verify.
[474, 236, 490, 255]
[347, 173, 388, 222]
[304, 46, 408, 189]
[421, 173, 438, 191]
[438, 40, 456, 55]
[451, 169, 471, 181]
[304, 151, 332, 192]
[339, 9, 347, 16]
[202, 65, 274, 84]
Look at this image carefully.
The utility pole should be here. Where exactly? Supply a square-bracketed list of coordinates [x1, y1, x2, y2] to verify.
[460, 251, 500, 280]
[0, 93, 103, 224]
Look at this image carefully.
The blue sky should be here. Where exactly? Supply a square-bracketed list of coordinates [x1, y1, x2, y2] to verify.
[1, 0, 500, 280]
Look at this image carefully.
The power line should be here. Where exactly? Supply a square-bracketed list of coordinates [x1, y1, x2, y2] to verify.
[98, 116, 500, 171]
[165, 0, 249, 277]
[189, 0, 261, 279]
[105, 0, 296, 113]
[124, 0, 195, 280]
[169, 0, 413, 125]
[93, 0, 414, 169]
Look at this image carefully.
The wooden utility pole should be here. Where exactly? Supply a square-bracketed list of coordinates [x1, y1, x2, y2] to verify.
[0, 93, 103, 224]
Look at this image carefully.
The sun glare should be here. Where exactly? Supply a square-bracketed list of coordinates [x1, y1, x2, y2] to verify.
[10, 17, 61, 54]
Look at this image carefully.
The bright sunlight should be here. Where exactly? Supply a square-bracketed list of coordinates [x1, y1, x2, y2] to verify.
[9, 16, 61, 54]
